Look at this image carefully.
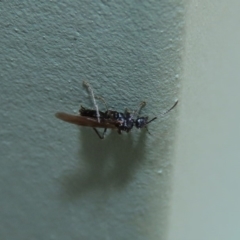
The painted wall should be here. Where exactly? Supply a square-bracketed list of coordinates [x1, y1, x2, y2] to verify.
[0, 1, 184, 239]
[168, 1, 240, 240]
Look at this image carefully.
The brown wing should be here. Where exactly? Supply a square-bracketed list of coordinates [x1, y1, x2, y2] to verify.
[55, 112, 118, 129]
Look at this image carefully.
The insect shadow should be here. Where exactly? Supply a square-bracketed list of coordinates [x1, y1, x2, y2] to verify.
[60, 126, 148, 200]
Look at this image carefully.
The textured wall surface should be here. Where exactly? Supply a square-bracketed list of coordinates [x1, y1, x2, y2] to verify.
[0, 1, 185, 239]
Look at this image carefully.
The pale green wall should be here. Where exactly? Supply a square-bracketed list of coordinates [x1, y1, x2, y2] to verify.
[168, 1, 240, 240]
[0, 1, 184, 239]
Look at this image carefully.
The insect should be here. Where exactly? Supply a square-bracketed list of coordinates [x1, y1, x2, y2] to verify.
[55, 81, 178, 139]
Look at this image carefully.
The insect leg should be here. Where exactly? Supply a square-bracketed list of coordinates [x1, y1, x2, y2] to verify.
[92, 127, 107, 139]
[83, 81, 100, 122]
[133, 101, 147, 117]
[145, 126, 152, 135]
[96, 95, 108, 111]
[124, 107, 131, 114]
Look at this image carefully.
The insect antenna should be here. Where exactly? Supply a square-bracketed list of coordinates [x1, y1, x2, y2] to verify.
[146, 117, 157, 125]
[143, 117, 157, 135]
[146, 100, 178, 125]
[144, 100, 178, 134]
[158, 100, 178, 118]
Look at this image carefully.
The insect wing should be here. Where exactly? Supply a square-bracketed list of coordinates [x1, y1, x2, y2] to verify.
[80, 106, 106, 118]
[55, 112, 117, 129]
